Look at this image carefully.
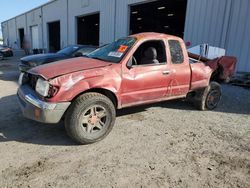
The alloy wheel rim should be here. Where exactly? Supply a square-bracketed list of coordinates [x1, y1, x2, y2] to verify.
[81, 105, 107, 134]
[206, 90, 221, 109]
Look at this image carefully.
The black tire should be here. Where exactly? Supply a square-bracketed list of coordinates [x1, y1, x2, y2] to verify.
[65, 92, 116, 144]
[193, 82, 221, 111]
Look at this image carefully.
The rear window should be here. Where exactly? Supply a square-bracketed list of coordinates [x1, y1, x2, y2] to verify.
[168, 40, 184, 64]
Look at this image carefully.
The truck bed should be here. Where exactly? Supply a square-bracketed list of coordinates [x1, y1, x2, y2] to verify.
[189, 52, 237, 82]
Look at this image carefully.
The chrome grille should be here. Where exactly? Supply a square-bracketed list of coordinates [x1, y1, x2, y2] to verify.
[27, 74, 39, 90]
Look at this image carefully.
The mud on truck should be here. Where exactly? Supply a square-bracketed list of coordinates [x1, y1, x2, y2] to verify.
[17, 33, 237, 144]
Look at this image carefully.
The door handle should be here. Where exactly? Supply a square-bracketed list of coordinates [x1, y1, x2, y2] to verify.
[162, 70, 170, 75]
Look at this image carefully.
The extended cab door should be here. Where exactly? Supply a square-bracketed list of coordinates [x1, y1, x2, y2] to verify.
[165, 39, 191, 96]
[121, 39, 173, 107]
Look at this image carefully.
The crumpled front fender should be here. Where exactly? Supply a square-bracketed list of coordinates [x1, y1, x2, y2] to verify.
[46, 66, 122, 104]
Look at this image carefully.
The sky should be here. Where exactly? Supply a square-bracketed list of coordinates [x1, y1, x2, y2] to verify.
[0, 0, 50, 38]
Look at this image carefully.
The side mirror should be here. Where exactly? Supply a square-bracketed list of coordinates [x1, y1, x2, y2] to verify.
[74, 52, 83, 57]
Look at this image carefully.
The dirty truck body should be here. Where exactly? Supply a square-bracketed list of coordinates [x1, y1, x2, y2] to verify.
[17, 33, 236, 144]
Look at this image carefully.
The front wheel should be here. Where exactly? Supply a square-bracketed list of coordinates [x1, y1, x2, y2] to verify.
[193, 82, 221, 111]
[65, 92, 116, 144]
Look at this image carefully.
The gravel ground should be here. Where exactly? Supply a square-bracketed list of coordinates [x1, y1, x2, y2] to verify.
[0, 56, 250, 188]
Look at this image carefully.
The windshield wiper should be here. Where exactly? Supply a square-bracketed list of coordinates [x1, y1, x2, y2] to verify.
[90, 57, 111, 62]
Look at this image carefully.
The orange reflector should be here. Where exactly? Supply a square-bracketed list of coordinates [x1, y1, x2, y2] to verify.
[34, 108, 41, 118]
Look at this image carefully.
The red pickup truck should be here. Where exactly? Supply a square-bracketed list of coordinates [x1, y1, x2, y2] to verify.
[17, 33, 236, 144]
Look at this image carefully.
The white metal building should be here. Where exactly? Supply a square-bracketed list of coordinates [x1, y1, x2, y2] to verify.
[1, 0, 250, 73]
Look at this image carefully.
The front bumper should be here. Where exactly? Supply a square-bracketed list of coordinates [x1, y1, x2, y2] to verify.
[17, 85, 71, 124]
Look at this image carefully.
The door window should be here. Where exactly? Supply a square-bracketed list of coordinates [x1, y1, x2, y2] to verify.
[130, 40, 167, 66]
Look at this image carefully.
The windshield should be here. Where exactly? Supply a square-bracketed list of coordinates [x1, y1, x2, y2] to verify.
[77, 47, 97, 55]
[87, 37, 136, 63]
[57, 46, 80, 55]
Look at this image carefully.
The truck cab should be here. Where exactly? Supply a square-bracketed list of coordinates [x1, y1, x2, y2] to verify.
[121, 33, 193, 107]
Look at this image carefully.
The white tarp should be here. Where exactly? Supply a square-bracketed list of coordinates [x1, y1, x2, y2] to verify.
[188, 44, 226, 59]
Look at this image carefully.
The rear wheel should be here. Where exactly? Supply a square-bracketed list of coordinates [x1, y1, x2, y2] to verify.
[193, 82, 221, 111]
[65, 92, 116, 144]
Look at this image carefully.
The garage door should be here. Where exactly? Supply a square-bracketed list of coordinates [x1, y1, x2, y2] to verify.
[48, 21, 61, 52]
[31, 25, 39, 49]
[77, 13, 100, 46]
[129, 0, 187, 38]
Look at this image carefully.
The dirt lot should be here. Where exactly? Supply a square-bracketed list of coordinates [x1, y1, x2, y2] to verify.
[0, 55, 250, 188]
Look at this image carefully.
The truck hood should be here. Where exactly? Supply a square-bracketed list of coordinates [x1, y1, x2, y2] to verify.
[29, 57, 112, 80]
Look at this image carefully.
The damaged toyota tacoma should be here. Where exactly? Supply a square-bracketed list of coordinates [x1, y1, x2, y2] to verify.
[17, 33, 236, 144]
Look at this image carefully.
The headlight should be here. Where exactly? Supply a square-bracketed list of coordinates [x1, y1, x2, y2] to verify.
[36, 78, 50, 97]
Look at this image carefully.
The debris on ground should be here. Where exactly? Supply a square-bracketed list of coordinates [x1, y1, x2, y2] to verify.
[230, 73, 250, 88]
